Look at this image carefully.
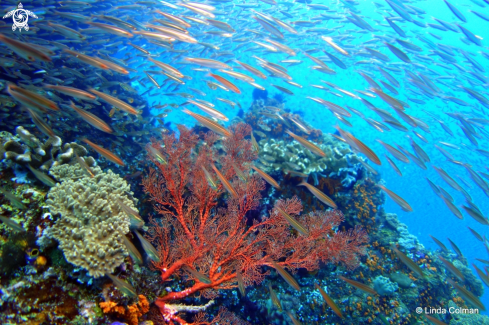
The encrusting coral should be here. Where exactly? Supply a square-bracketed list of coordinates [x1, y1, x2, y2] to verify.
[373, 275, 399, 296]
[258, 133, 351, 175]
[40, 162, 136, 277]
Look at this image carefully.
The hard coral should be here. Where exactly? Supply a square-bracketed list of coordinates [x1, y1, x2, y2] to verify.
[1, 126, 94, 171]
[258, 133, 351, 175]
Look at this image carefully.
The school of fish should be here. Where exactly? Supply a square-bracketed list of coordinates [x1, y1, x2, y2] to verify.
[1, 0, 489, 323]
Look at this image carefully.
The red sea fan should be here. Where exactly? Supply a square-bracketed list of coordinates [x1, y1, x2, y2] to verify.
[142, 124, 368, 324]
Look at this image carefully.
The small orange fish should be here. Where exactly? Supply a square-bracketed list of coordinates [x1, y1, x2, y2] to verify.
[182, 109, 231, 137]
[89, 89, 138, 115]
[378, 185, 412, 212]
[268, 283, 282, 311]
[334, 126, 381, 165]
[268, 258, 301, 291]
[82, 139, 124, 166]
[209, 73, 241, 94]
[184, 265, 211, 284]
[285, 130, 325, 157]
[251, 165, 280, 189]
[64, 49, 109, 70]
[339, 276, 378, 295]
[236, 271, 246, 297]
[438, 256, 464, 281]
[391, 244, 424, 278]
[275, 206, 309, 236]
[0, 33, 51, 62]
[211, 163, 238, 198]
[70, 101, 113, 133]
[8, 84, 59, 112]
[447, 278, 486, 310]
[425, 314, 448, 325]
[298, 181, 337, 209]
[315, 283, 343, 318]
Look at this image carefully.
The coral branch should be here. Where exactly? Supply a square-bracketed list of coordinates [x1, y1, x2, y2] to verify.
[142, 124, 368, 324]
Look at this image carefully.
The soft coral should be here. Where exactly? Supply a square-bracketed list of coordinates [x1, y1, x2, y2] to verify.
[142, 123, 368, 324]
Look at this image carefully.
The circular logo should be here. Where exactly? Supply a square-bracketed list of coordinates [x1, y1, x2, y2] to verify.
[3, 3, 37, 32]
[13, 9, 29, 29]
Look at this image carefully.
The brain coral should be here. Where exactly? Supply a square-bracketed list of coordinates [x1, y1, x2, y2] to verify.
[45, 164, 136, 278]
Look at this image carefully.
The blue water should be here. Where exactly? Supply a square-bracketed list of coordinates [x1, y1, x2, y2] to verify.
[139, 0, 489, 313]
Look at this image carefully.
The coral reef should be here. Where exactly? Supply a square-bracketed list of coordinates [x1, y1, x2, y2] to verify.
[448, 300, 489, 325]
[373, 275, 399, 296]
[40, 164, 136, 278]
[48, 159, 98, 181]
[142, 124, 368, 324]
[345, 178, 383, 234]
[380, 211, 424, 250]
[1, 126, 94, 171]
[240, 96, 323, 142]
[100, 294, 150, 325]
[0, 99, 488, 325]
[0, 117, 487, 325]
[0, 263, 106, 324]
[258, 133, 351, 175]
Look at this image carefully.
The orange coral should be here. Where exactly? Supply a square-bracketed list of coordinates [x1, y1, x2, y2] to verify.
[100, 295, 149, 325]
[350, 179, 382, 233]
[100, 300, 125, 315]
